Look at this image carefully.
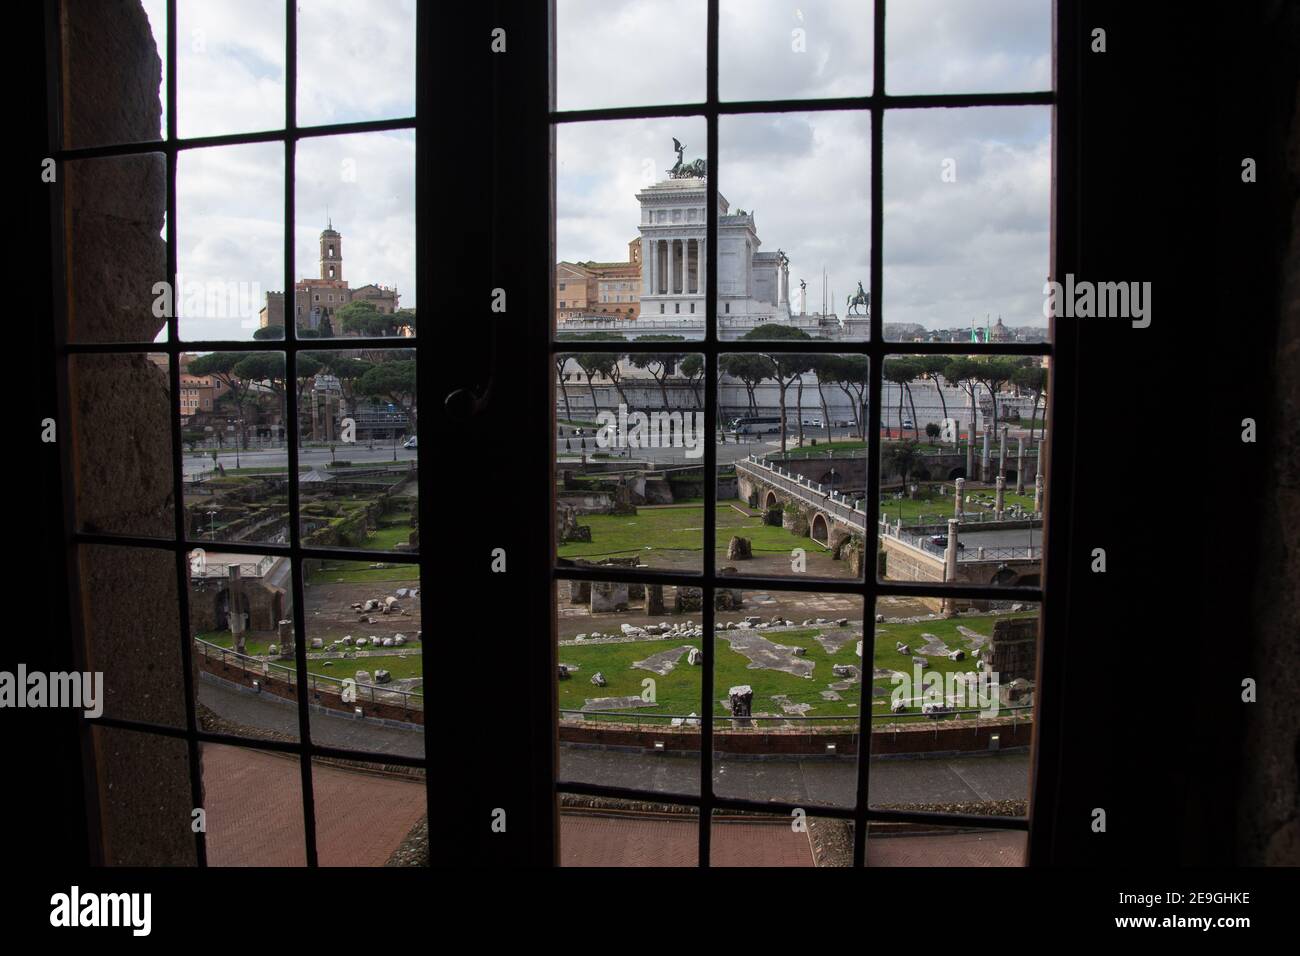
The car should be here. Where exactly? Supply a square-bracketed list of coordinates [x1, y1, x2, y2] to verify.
[929, 534, 964, 549]
[402, 436, 418, 449]
[901, 418, 915, 429]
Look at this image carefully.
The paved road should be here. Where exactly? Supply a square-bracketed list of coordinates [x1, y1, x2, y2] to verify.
[198, 675, 425, 760]
[184, 445, 417, 477]
[559, 746, 1029, 808]
[958, 527, 1043, 549]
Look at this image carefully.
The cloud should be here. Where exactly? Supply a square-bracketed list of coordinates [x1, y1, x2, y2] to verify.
[555, 0, 1052, 332]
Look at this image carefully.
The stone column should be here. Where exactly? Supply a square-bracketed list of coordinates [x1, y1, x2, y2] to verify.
[954, 419, 962, 454]
[1036, 440, 1043, 481]
[646, 584, 664, 616]
[1015, 436, 1025, 494]
[698, 237, 706, 296]
[981, 428, 990, 482]
[995, 475, 1006, 520]
[665, 238, 674, 296]
[998, 426, 1007, 477]
[965, 420, 974, 483]
[942, 518, 960, 615]
[277, 618, 294, 661]
[227, 565, 246, 656]
[954, 477, 965, 517]
[642, 237, 652, 295]
[1034, 473, 1044, 515]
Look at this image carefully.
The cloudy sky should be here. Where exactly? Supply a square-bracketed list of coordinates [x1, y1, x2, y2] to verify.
[556, 0, 1052, 334]
[139, 0, 416, 341]
[134, 0, 1048, 339]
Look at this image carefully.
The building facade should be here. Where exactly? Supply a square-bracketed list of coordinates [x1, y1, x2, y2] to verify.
[260, 222, 400, 334]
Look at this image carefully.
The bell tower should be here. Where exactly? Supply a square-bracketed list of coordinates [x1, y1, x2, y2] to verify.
[320, 219, 343, 282]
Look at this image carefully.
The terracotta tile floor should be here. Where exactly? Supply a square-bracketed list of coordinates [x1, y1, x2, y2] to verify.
[201, 744, 425, 867]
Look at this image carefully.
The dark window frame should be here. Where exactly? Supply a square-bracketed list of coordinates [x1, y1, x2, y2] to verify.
[46, 0, 429, 867]
[546, 0, 1078, 867]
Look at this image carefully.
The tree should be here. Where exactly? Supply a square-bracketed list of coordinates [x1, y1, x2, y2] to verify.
[970, 357, 1020, 432]
[189, 352, 257, 450]
[338, 300, 404, 338]
[629, 335, 687, 410]
[883, 357, 922, 437]
[807, 355, 842, 444]
[719, 353, 771, 415]
[1012, 361, 1049, 441]
[919, 356, 952, 423]
[741, 324, 813, 455]
[555, 354, 576, 422]
[829, 355, 870, 440]
[230, 352, 288, 443]
[679, 354, 704, 405]
[358, 359, 418, 434]
[883, 439, 922, 496]
[943, 356, 983, 442]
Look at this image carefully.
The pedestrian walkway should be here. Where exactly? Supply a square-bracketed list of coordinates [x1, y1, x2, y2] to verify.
[201, 743, 425, 866]
[199, 675, 425, 759]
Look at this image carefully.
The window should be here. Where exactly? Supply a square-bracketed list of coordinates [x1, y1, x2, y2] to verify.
[54, 0, 422, 867]
[551, 0, 1061, 867]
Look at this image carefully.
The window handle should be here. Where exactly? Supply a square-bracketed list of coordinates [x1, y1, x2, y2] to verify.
[443, 314, 498, 422]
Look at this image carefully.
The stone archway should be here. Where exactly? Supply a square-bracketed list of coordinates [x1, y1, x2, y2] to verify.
[764, 490, 779, 510]
[810, 512, 831, 547]
[947, 467, 967, 480]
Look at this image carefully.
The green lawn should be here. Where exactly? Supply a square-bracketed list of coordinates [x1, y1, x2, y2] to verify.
[558, 613, 1037, 722]
[557, 500, 833, 561]
[879, 489, 1037, 524]
[304, 561, 420, 585]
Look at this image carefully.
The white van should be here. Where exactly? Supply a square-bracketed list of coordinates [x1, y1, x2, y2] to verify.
[402, 436, 418, 449]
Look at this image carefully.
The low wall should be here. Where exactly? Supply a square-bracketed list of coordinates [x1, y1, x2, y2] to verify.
[197, 650, 424, 726]
[559, 713, 1032, 756]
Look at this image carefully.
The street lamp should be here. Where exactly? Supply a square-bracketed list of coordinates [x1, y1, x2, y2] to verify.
[206, 510, 218, 540]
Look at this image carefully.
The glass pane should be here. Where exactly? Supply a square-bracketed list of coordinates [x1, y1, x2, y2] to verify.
[557, 584, 702, 797]
[710, 811, 818, 867]
[720, 0, 872, 102]
[882, 107, 1051, 342]
[722, 353, 870, 580]
[555, 115, 706, 341]
[718, 111, 871, 341]
[177, 0, 286, 139]
[180, 351, 292, 546]
[92, 726, 197, 866]
[297, 0, 416, 127]
[876, 354, 1048, 588]
[561, 794, 700, 867]
[868, 599, 1037, 810]
[200, 741, 306, 865]
[886, 0, 1051, 95]
[189, 549, 301, 742]
[711, 589, 865, 809]
[72, 353, 174, 537]
[177, 142, 285, 341]
[867, 822, 1026, 867]
[302, 559, 423, 760]
[295, 346, 418, 549]
[80, 545, 186, 728]
[61, 0, 166, 148]
[312, 759, 427, 866]
[555, 0, 706, 112]
[555, 351, 706, 572]
[288, 131, 415, 341]
[64, 155, 168, 344]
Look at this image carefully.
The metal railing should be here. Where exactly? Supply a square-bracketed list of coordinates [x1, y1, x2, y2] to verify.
[194, 637, 424, 711]
[559, 704, 1033, 731]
